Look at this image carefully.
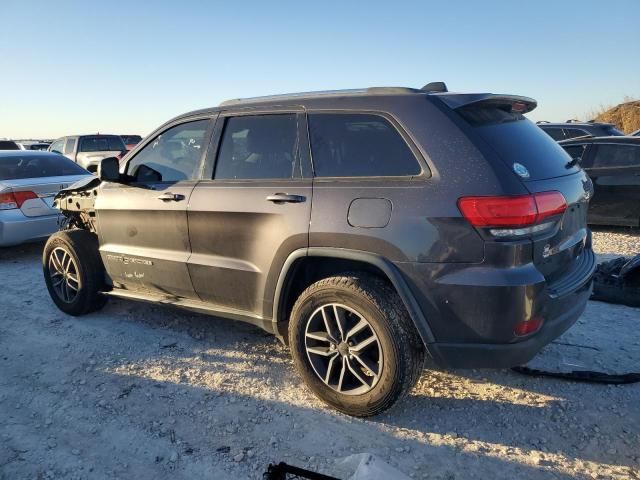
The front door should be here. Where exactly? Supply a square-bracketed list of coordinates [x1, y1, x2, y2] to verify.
[96, 117, 215, 297]
[187, 111, 312, 318]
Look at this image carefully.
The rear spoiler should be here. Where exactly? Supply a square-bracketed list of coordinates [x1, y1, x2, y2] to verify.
[431, 93, 537, 114]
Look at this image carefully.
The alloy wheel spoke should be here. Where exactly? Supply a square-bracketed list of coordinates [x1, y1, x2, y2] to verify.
[324, 352, 340, 383]
[351, 334, 377, 353]
[350, 352, 379, 380]
[306, 331, 332, 343]
[332, 305, 346, 341]
[337, 356, 347, 392]
[345, 357, 369, 387]
[345, 318, 369, 341]
[307, 346, 335, 357]
[320, 307, 337, 343]
[50, 252, 63, 273]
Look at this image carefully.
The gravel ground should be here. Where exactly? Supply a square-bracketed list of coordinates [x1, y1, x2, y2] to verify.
[592, 228, 640, 262]
[1, 234, 639, 480]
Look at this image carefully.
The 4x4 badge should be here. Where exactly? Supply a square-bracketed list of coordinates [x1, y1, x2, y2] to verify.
[513, 163, 530, 179]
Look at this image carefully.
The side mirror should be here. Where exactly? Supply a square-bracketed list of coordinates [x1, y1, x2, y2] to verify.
[98, 157, 121, 182]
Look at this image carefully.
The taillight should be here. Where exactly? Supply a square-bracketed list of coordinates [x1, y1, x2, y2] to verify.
[458, 191, 567, 237]
[0, 191, 38, 210]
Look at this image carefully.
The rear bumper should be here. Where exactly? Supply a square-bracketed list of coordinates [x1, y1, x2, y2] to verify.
[428, 278, 592, 368]
[0, 210, 58, 247]
[396, 247, 596, 369]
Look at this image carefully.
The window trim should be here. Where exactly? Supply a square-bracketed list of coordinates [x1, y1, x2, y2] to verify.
[563, 128, 590, 139]
[204, 109, 312, 183]
[305, 109, 430, 182]
[123, 115, 216, 184]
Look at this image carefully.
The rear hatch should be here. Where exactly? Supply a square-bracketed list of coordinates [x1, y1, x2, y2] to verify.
[439, 94, 594, 287]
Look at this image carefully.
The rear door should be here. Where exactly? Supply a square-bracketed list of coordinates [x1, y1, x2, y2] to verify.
[96, 117, 214, 297]
[582, 143, 640, 226]
[187, 110, 312, 319]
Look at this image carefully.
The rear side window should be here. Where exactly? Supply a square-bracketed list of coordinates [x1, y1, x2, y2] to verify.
[79, 136, 125, 152]
[214, 114, 300, 180]
[0, 155, 88, 180]
[592, 144, 640, 168]
[308, 113, 421, 177]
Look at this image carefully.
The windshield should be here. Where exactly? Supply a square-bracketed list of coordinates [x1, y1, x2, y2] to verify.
[79, 136, 125, 152]
[0, 154, 88, 180]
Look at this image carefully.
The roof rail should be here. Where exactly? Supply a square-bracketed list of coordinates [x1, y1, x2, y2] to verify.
[219, 87, 421, 107]
[565, 119, 582, 123]
[536, 120, 550, 124]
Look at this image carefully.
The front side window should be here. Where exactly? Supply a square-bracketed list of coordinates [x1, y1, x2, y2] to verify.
[127, 119, 210, 183]
[214, 114, 300, 180]
[592, 144, 640, 169]
[64, 138, 76, 154]
[308, 113, 421, 177]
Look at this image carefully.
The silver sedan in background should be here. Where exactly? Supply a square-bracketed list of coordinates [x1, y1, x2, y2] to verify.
[0, 151, 92, 246]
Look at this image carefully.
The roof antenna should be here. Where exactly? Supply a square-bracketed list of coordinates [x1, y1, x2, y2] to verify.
[421, 82, 448, 93]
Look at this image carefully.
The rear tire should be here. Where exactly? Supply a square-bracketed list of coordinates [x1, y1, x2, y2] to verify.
[43, 230, 107, 316]
[289, 273, 424, 417]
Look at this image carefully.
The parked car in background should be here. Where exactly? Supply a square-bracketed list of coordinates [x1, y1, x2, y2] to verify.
[0, 140, 22, 150]
[560, 136, 640, 227]
[0, 151, 92, 246]
[45, 84, 595, 417]
[121, 135, 143, 150]
[537, 120, 624, 141]
[49, 134, 127, 172]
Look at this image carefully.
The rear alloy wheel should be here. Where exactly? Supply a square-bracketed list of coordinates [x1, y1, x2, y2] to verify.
[289, 273, 425, 417]
[304, 303, 383, 395]
[43, 230, 107, 316]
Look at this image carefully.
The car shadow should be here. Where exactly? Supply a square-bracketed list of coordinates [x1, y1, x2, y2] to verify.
[87, 297, 639, 473]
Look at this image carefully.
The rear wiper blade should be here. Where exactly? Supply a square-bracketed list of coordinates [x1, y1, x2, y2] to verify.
[565, 157, 581, 169]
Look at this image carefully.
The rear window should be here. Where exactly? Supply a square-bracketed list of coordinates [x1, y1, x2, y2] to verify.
[79, 136, 125, 152]
[122, 135, 142, 144]
[308, 113, 421, 177]
[0, 141, 21, 150]
[602, 125, 624, 136]
[0, 154, 88, 180]
[458, 107, 580, 181]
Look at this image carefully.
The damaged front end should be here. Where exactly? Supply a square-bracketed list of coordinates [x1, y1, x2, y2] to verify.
[53, 176, 102, 232]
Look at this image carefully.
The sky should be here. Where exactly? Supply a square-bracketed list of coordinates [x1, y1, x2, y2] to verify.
[1, 0, 639, 139]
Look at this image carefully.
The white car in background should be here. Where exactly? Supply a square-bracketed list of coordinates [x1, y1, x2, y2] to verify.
[0, 151, 92, 246]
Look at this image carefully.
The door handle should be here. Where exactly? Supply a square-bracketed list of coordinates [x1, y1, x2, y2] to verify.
[157, 192, 185, 202]
[266, 193, 306, 204]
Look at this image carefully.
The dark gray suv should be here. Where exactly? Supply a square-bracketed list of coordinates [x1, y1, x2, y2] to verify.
[43, 84, 596, 416]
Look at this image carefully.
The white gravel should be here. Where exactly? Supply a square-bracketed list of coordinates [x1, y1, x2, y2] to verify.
[592, 228, 640, 261]
[0, 236, 639, 480]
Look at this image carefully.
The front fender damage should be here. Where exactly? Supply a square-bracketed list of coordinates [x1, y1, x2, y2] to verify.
[53, 177, 102, 232]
